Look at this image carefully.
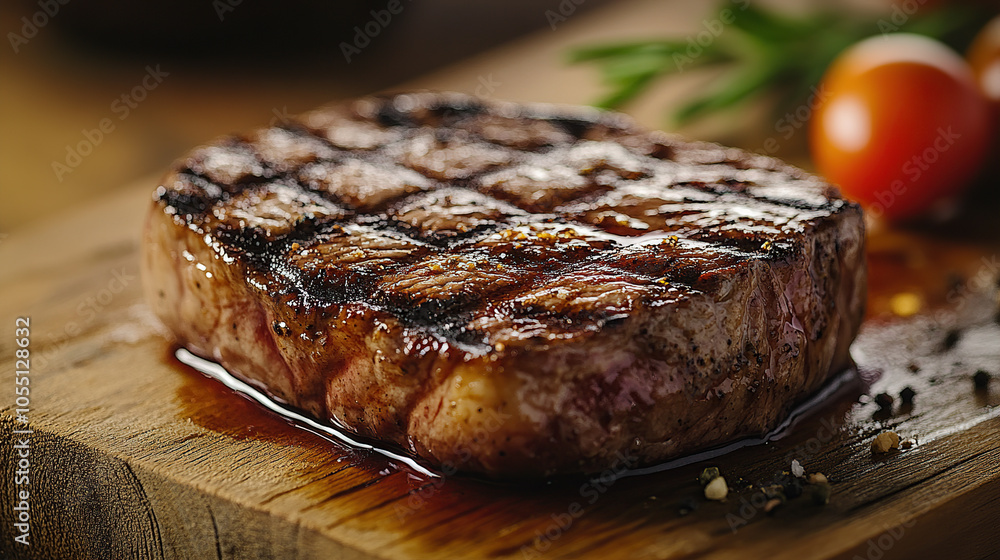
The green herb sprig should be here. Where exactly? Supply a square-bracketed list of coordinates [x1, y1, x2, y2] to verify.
[570, 3, 982, 126]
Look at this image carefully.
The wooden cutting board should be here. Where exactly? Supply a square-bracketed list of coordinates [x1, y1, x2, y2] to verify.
[1, 173, 999, 560]
[3, 0, 1000, 556]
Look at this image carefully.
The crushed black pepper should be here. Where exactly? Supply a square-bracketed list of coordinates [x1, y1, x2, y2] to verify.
[898, 386, 916, 414]
[874, 392, 894, 410]
[973, 369, 991, 391]
[774, 473, 803, 499]
[942, 329, 962, 351]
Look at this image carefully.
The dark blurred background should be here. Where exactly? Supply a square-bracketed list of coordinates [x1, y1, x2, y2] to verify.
[0, 0, 625, 232]
[0, 0, 993, 233]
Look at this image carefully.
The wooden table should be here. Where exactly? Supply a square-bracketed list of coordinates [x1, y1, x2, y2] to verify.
[3, 0, 1000, 558]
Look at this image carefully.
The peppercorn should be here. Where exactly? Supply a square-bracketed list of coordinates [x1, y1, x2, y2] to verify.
[973, 370, 991, 391]
[874, 392, 894, 410]
[942, 329, 961, 351]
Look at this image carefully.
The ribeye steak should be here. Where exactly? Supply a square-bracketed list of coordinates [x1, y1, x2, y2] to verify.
[142, 92, 866, 476]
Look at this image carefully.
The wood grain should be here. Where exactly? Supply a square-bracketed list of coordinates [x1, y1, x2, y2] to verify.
[1, 173, 999, 559]
[3, 0, 1000, 555]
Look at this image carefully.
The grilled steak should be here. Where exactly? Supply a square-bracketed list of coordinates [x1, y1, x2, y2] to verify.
[142, 92, 866, 476]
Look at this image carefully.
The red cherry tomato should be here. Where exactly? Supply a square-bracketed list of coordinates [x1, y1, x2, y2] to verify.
[968, 16, 1000, 104]
[809, 34, 992, 221]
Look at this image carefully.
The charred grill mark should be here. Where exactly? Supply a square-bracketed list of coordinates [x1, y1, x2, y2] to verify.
[386, 218, 506, 248]
[184, 139, 272, 187]
[155, 172, 223, 218]
[373, 101, 417, 128]
[154, 92, 857, 349]
[544, 116, 599, 139]
[422, 96, 488, 125]
[455, 114, 574, 151]
[245, 125, 342, 173]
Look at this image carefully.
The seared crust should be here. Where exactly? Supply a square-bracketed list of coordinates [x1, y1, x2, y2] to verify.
[142, 92, 866, 476]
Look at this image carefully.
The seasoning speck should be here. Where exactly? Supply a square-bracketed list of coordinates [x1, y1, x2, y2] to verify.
[791, 459, 804, 478]
[871, 431, 900, 454]
[704, 476, 728, 501]
[973, 369, 991, 391]
[874, 392, 894, 411]
[899, 386, 916, 405]
[777, 474, 803, 499]
[942, 329, 961, 351]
